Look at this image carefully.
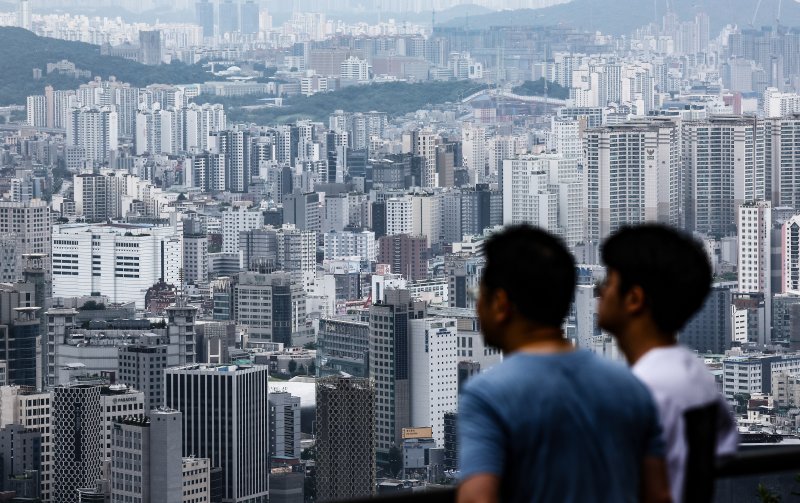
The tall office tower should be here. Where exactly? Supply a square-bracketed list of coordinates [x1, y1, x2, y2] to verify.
[369, 289, 426, 464]
[435, 142, 457, 188]
[73, 173, 108, 222]
[460, 184, 503, 237]
[769, 116, 800, 210]
[26, 95, 46, 127]
[446, 253, 484, 310]
[195, 0, 214, 37]
[52, 384, 102, 503]
[738, 201, 772, 345]
[683, 117, 767, 237]
[0, 292, 39, 388]
[17, 0, 30, 30]
[385, 196, 413, 236]
[377, 234, 428, 281]
[325, 132, 348, 183]
[166, 300, 197, 365]
[282, 191, 321, 233]
[409, 318, 457, 447]
[138, 30, 162, 65]
[100, 385, 146, 461]
[584, 120, 680, 243]
[212, 129, 252, 192]
[222, 205, 262, 254]
[502, 154, 584, 246]
[0, 424, 41, 498]
[268, 392, 301, 464]
[110, 409, 184, 503]
[118, 335, 172, 410]
[680, 285, 734, 354]
[317, 317, 369, 377]
[0, 200, 50, 282]
[233, 271, 306, 344]
[165, 364, 270, 503]
[190, 153, 226, 191]
[218, 0, 239, 34]
[461, 124, 486, 183]
[44, 308, 77, 388]
[315, 376, 375, 501]
[240, 0, 259, 34]
[0, 387, 53, 500]
[67, 106, 119, 164]
[183, 227, 208, 286]
[274, 225, 316, 275]
[414, 130, 439, 187]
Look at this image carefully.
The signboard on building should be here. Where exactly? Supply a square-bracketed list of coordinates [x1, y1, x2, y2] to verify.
[402, 427, 433, 439]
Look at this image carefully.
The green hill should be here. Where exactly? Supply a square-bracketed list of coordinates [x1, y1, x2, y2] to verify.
[0, 27, 214, 106]
[197, 80, 489, 124]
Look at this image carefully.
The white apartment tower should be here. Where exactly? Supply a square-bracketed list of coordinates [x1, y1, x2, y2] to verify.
[583, 120, 680, 242]
[66, 106, 119, 164]
[683, 117, 767, 236]
[738, 201, 772, 344]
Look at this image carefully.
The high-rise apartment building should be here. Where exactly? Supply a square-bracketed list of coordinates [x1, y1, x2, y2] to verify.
[323, 229, 376, 262]
[683, 117, 767, 237]
[66, 106, 119, 164]
[502, 155, 584, 246]
[584, 120, 680, 242]
[738, 201, 772, 345]
[315, 376, 375, 501]
[73, 173, 109, 222]
[165, 364, 269, 503]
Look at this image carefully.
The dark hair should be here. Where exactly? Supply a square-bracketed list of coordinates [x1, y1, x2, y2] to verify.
[482, 225, 576, 327]
[601, 224, 712, 334]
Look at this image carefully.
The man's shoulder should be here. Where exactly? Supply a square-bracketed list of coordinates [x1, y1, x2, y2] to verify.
[633, 346, 721, 406]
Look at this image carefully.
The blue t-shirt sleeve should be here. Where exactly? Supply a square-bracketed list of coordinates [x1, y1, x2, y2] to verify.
[458, 385, 507, 480]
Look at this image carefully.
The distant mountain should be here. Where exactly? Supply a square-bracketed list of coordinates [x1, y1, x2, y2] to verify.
[0, 27, 214, 106]
[269, 3, 494, 26]
[442, 0, 800, 35]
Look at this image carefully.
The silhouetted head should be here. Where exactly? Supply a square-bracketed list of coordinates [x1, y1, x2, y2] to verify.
[478, 225, 576, 349]
[598, 224, 712, 338]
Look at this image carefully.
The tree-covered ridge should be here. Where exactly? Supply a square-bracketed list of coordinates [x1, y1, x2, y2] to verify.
[198, 80, 490, 124]
[512, 78, 569, 99]
[0, 26, 214, 106]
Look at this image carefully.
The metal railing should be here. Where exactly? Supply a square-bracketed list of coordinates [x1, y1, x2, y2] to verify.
[347, 445, 800, 503]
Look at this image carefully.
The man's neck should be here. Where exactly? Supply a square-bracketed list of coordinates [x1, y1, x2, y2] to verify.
[619, 327, 677, 366]
[504, 326, 573, 355]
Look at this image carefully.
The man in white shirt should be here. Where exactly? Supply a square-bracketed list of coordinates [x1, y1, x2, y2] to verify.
[598, 224, 738, 503]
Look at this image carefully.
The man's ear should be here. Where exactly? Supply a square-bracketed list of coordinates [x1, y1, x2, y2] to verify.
[623, 285, 647, 316]
[490, 288, 512, 325]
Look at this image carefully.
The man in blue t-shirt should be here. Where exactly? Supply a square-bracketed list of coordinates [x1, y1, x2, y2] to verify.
[457, 225, 671, 503]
